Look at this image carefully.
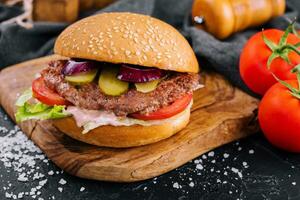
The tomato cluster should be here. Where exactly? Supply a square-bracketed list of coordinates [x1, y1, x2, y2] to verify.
[240, 29, 300, 95]
[239, 23, 300, 152]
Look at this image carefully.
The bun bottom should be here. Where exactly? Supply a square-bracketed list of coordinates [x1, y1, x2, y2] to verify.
[53, 107, 190, 148]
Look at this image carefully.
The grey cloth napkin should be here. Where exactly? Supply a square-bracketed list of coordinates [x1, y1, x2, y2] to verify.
[0, 0, 299, 94]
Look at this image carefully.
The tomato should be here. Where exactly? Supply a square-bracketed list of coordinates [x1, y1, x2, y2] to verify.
[240, 29, 300, 95]
[131, 94, 193, 120]
[258, 80, 300, 152]
[32, 77, 68, 106]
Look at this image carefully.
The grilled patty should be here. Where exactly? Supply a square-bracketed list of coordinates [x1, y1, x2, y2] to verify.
[42, 60, 201, 116]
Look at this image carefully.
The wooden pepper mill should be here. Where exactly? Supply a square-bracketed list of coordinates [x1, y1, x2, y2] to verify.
[192, 0, 286, 39]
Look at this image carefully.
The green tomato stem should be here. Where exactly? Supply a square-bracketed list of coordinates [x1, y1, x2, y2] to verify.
[263, 20, 300, 68]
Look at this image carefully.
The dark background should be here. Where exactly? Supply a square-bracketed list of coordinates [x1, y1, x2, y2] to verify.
[1, 0, 300, 199]
[1, 107, 300, 200]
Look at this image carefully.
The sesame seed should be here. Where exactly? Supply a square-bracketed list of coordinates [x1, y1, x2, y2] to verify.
[125, 50, 131, 56]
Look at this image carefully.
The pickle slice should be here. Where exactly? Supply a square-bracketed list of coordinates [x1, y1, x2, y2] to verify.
[65, 69, 98, 84]
[135, 79, 160, 93]
[99, 67, 129, 96]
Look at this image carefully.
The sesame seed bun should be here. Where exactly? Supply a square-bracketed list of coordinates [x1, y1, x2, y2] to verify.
[54, 12, 199, 73]
[53, 105, 190, 148]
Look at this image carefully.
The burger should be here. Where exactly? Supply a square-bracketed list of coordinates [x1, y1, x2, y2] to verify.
[15, 12, 201, 147]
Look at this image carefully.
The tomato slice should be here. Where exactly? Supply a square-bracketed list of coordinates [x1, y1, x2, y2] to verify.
[130, 94, 193, 120]
[32, 77, 68, 106]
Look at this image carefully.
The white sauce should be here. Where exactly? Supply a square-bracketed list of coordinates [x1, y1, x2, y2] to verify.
[66, 101, 192, 134]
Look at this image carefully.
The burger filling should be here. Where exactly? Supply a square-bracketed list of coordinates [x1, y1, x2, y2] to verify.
[67, 101, 192, 134]
[15, 59, 202, 133]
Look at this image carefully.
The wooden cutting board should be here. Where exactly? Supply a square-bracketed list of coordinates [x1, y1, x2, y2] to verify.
[0, 55, 259, 182]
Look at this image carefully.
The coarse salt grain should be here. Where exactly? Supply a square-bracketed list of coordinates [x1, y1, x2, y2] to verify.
[223, 153, 229, 158]
[173, 182, 181, 189]
[242, 162, 248, 168]
[189, 182, 195, 187]
[194, 159, 201, 164]
[208, 151, 214, 157]
[231, 167, 243, 178]
[59, 178, 67, 185]
[0, 125, 54, 198]
[17, 173, 28, 182]
[196, 164, 203, 170]
[48, 170, 54, 176]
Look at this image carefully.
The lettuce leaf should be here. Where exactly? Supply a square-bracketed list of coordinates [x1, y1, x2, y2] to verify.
[15, 89, 70, 123]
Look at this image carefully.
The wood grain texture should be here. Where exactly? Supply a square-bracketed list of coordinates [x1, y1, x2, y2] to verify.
[0, 55, 259, 182]
[79, 0, 116, 11]
[32, 0, 115, 23]
[33, 0, 79, 22]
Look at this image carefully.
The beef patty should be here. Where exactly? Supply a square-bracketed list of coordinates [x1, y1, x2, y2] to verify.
[42, 60, 201, 116]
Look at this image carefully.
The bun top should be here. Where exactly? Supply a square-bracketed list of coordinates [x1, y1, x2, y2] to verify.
[54, 12, 199, 73]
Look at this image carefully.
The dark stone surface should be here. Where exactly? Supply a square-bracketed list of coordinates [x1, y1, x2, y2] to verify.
[1, 106, 300, 200]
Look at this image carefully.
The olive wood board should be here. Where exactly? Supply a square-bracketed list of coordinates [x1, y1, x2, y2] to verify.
[0, 55, 259, 182]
